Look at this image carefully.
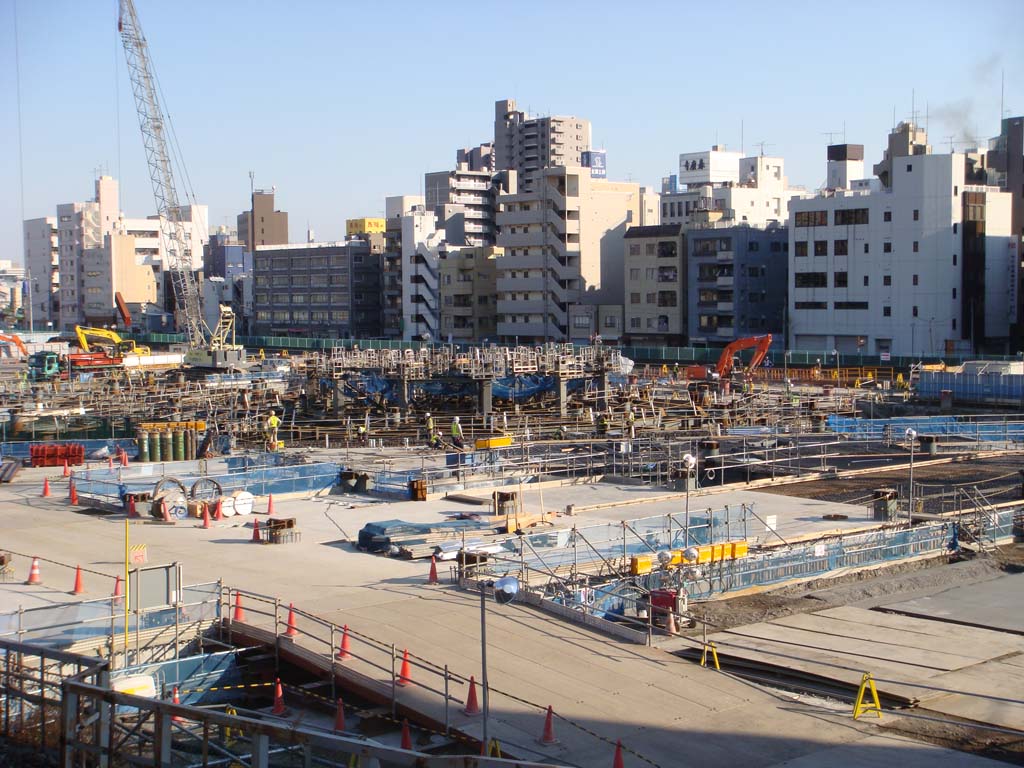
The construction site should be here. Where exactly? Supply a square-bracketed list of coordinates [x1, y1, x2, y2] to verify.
[1, 2, 1022, 768]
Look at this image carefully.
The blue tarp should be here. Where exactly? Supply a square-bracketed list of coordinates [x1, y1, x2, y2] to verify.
[827, 415, 1024, 442]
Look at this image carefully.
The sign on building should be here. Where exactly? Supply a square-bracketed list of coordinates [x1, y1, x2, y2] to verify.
[582, 150, 607, 179]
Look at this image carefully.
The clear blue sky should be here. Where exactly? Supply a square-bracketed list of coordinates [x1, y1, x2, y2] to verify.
[2, 0, 1021, 262]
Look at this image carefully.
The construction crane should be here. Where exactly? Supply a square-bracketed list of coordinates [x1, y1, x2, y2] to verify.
[118, 0, 244, 369]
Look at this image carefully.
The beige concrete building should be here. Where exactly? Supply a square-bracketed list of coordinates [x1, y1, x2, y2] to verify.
[495, 167, 650, 342]
[23, 216, 59, 328]
[623, 224, 686, 345]
[238, 189, 288, 249]
[494, 99, 591, 193]
[80, 233, 158, 326]
[439, 246, 501, 342]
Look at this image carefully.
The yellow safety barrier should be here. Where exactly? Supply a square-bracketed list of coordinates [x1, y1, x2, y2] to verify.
[853, 672, 882, 719]
[487, 739, 503, 757]
[700, 642, 721, 670]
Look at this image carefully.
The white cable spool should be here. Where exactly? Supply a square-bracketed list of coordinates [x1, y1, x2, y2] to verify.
[219, 495, 236, 518]
[232, 490, 255, 516]
[166, 492, 188, 520]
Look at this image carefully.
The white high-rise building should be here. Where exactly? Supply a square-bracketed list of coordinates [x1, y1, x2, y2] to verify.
[788, 125, 1016, 357]
[660, 147, 805, 231]
[400, 206, 447, 341]
[23, 216, 59, 329]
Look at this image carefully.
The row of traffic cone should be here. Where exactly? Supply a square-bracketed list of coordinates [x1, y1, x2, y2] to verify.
[22, 557, 123, 601]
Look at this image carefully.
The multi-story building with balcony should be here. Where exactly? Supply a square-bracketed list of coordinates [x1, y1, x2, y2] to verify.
[382, 195, 423, 339]
[401, 207, 447, 341]
[23, 216, 59, 328]
[493, 99, 592, 193]
[789, 126, 1016, 357]
[688, 224, 788, 346]
[424, 165, 504, 247]
[660, 148, 803, 232]
[439, 246, 501, 342]
[623, 224, 686, 345]
[494, 167, 648, 343]
[252, 239, 382, 338]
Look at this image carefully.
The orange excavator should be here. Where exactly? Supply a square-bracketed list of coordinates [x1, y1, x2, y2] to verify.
[684, 334, 773, 384]
[0, 332, 28, 358]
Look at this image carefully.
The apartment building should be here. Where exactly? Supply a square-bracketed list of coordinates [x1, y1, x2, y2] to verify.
[252, 240, 382, 338]
[23, 216, 59, 328]
[494, 167, 649, 342]
[623, 224, 685, 345]
[660, 148, 803, 231]
[80, 233, 158, 326]
[424, 166, 504, 247]
[493, 99, 591, 193]
[688, 224, 788, 346]
[57, 176, 118, 329]
[382, 195, 423, 339]
[238, 189, 288, 249]
[986, 115, 1024, 348]
[788, 126, 1015, 357]
[439, 246, 501, 342]
[204, 231, 252, 280]
[401, 207, 447, 341]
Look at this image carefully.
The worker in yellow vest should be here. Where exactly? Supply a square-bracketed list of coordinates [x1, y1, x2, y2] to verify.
[451, 416, 465, 449]
[265, 410, 282, 451]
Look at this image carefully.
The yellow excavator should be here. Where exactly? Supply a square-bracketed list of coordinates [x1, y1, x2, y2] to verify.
[74, 326, 151, 357]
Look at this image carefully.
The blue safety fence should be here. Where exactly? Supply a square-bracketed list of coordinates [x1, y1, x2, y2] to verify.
[0, 437, 138, 460]
[918, 371, 1024, 405]
[113, 650, 242, 706]
[826, 414, 1024, 442]
[72, 455, 341, 505]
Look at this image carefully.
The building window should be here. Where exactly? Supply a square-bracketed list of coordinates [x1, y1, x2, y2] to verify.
[604, 315, 618, 329]
[952, 288, 957, 299]
[629, 268, 640, 280]
[883, 306, 891, 317]
[794, 272, 827, 288]
[834, 239, 849, 255]
[883, 211, 892, 222]
[573, 316, 590, 329]
[748, 241, 759, 252]
[661, 203, 668, 218]
[863, 275, 869, 286]
[906, 163, 912, 172]
[953, 254, 957, 265]
[834, 301, 869, 310]
[630, 317, 641, 329]
[794, 301, 827, 310]
[913, 209, 919, 221]
[645, 243, 656, 255]
[834, 208, 869, 225]
[795, 241, 808, 257]
[912, 274, 918, 286]
[630, 292, 640, 304]
[864, 243, 870, 254]
[913, 241, 919, 252]
[883, 242, 892, 253]
[629, 244, 640, 256]
[794, 210, 828, 227]
[645, 292, 656, 304]
[814, 240, 827, 256]
[883, 275, 892, 286]
[912, 306, 918, 317]
[953, 223, 958, 234]
[646, 267, 656, 280]
[952, 318, 957, 330]
[834, 272, 848, 288]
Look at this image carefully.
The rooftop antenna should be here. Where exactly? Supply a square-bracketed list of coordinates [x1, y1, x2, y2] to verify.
[910, 88, 919, 126]
[822, 130, 842, 145]
[754, 141, 773, 157]
[1001, 69, 1005, 119]
[892, 106, 896, 131]
[843, 121, 847, 143]
[944, 135, 955, 152]
[249, 170, 254, 194]
[741, 119, 744, 156]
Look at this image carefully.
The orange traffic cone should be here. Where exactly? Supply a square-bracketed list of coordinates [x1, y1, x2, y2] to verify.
[201, 504, 211, 529]
[271, 678, 285, 715]
[400, 718, 412, 750]
[251, 518, 262, 543]
[396, 649, 412, 687]
[613, 739, 625, 768]
[108, 456, 114, 469]
[463, 675, 480, 715]
[427, 556, 439, 585]
[161, 500, 171, 522]
[266, 494, 274, 516]
[333, 697, 346, 732]
[42, 478, 51, 498]
[120, 449, 129, 467]
[665, 610, 678, 636]
[213, 498, 223, 521]
[285, 603, 298, 636]
[68, 481, 78, 505]
[62, 460, 70, 478]
[128, 496, 138, 518]
[71, 565, 84, 595]
[113, 575, 122, 599]
[336, 624, 351, 660]
[233, 593, 246, 622]
[26, 557, 42, 585]
[538, 705, 558, 745]
[171, 686, 183, 722]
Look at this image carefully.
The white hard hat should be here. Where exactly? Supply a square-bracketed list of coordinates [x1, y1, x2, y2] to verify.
[453, 416, 460, 422]
[425, 412, 431, 417]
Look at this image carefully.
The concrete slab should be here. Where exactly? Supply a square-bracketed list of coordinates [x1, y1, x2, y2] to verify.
[769, 733, 1011, 767]
[880, 573, 1024, 634]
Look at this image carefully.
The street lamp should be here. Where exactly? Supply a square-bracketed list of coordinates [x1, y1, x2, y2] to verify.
[682, 453, 696, 546]
[479, 575, 519, 749]
[905, 428, 917, 524]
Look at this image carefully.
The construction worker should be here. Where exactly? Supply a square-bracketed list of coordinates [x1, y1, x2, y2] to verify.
[450, 416, 465, 449]
[265, 410, 282, 451]
[597, 413, 609, 436]
[430, 430, 444, 450]
[357, 424, 367, 445]
[672, 362, 680, 382]
[626, 407, 636, 439]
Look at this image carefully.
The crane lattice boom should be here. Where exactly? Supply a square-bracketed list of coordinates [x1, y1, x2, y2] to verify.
[118, 0, 206, 349]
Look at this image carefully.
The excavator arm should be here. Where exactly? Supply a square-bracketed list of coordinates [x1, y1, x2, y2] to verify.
[0, 332, 28, 357]
[74, 326, 150, 356]
[715, 334, 773, 379]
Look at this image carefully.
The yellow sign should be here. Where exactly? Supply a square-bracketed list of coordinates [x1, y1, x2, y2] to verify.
[130, 544, 148, 565]
[139, 421, 206, 431]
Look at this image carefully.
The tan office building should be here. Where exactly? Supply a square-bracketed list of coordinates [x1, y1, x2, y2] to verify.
[439, 246, 501, 342]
